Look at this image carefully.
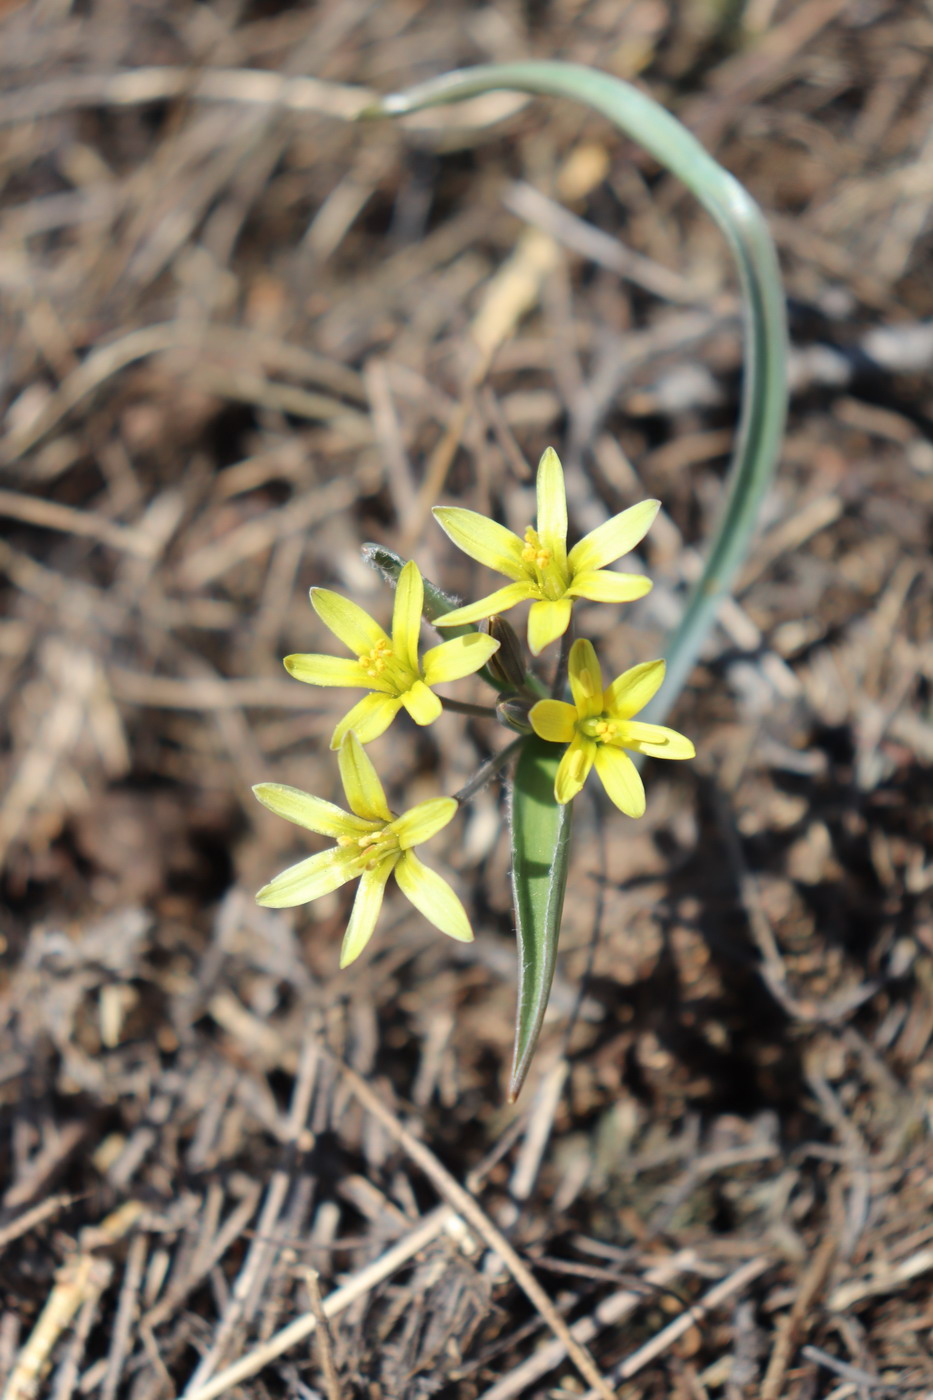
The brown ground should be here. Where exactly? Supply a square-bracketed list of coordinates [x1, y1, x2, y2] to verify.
[1, 2, 932, 1397]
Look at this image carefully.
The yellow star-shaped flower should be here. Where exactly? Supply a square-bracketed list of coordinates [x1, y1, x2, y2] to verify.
[529, 639, 695, 815]
[285, 560, 500, 749]
[254, 732, 473, 967]
[433, 447, 658, 655]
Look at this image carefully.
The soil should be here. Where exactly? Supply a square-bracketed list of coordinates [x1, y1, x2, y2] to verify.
[1, 2, 932, 1397]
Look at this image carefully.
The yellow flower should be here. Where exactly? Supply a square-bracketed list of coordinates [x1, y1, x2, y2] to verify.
[254, 732, 473, 967]
[529, 639, 695, 815]
[285, 560, 500, 749]
[433, 447, 658, 655]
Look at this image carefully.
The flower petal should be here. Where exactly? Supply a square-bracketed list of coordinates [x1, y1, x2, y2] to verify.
[256, 845, 361, 909]
[311, 588, 388, 657]
[527, 598, 572, 656]
[391, 560, 424, 677]
[391, 797, 458, 850]
[284, 653, 386, 690]
[593, 745, 645, 817]
[565, 570, 652, 604]
[339, 857, 393, 966]
[535, 447, 568, 570]
[568, 638, 604, 718]
[422, 632, 500, 685]
[435, 581, 536, 629]
[618, 721, 695, 760]
[394, 850, 473, 942]
[401, 679, 443, 727]
[554, 736, 596, 804]
[252, 783, 372, 837]
[432, 507, 525, 579]
[567, 499, 660, 575]
[603, 658, 666, 719]
[337, 731, 393, 821]
[331, 693, 403, 751]
[529, 699, 576, 744]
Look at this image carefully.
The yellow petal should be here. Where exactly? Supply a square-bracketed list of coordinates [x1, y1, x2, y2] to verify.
[394, 850, 473, 943]
[401, 679, 443, 727]
[568, 638, 604, 718]
[618, 721, 695, 760]
[311, 588, 388, 657]
[593, 745, 645, 817]
[565, 570, 652, 604]
[529, 699, 576, 744]
[256, 846, 361, 909]
[554, 737, 595, 803]
[339, 857, 393, 966]
[567, 499, 660, 575]
[391, 796, 458, 850]
[330, 693, 403, 750]
[391, 560, 423, 677]
[432, 507, 525, 579]
[252, 783, 373, 837]
[337, 731, 392, 820]
[435, 581, 536, 629]
[284, 653, 387, 690]
[422, 632, 500, 686]
[535, 446, 568, 570]
[527, 598, 572, 655]
[603, 658, 666, 719]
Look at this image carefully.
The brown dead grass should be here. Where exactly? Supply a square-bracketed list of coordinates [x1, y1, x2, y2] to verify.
[1, 1, 932, 1397]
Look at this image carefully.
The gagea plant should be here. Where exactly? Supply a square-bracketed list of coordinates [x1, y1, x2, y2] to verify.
[254, 60, 788, 1098]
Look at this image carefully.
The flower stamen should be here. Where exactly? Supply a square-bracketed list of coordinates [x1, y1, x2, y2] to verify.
[359, 637, 394, 679]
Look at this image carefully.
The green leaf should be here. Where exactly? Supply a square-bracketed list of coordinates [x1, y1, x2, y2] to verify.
[508, 736, 573, 1100]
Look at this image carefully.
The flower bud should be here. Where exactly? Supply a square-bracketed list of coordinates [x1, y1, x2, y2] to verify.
[496, 696, 534, 734]
[485, 615, 528, 691]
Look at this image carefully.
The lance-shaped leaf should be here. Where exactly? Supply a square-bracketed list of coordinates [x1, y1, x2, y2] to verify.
[507, 735, 573, 1101]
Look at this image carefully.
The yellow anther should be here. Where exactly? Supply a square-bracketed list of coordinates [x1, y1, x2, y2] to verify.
[336, 835, 356, 847]
[359, 639, 394, 673]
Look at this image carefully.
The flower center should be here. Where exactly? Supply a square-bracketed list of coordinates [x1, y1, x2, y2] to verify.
[579, 715, 619, 743]
[521, 526, 551, 571]
[358, 637, 394, 679]
[521, 526, 568, 600]
[337, 825, 400, 869]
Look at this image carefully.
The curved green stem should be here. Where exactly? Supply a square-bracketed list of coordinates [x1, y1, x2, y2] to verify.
[366, 62, 788, 718]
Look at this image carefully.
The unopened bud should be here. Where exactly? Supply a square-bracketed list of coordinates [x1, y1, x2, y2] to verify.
[496, 697, 534, 734]
[485, 615, 527, 690]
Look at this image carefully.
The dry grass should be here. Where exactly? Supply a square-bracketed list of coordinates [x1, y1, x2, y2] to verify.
[1, 1, 932, 1397]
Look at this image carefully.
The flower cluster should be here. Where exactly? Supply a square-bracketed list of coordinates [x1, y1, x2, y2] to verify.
[254, 447, 694, 964]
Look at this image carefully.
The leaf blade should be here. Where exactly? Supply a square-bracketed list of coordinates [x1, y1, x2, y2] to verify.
[508, 736, 573, 1100]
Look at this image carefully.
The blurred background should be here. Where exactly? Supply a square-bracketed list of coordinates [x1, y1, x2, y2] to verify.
[1, 1, 932, 1396]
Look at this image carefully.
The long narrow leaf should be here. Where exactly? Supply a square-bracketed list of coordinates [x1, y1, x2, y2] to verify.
[366, 61, 788, 719]
[508, 736, 572, 1100]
